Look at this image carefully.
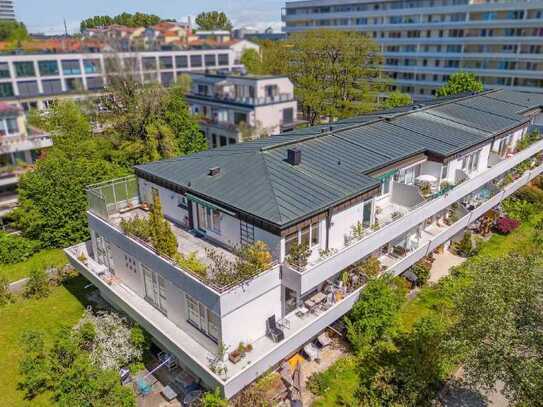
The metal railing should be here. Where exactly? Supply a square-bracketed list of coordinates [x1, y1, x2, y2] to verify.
[86, 175, 140, 219]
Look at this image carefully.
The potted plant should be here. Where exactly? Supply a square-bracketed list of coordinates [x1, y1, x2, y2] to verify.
[78, 253, 88, 266]
[419, 181, 432, 197]
[287, 243, 311, 270]
[229, 350, 242, 364]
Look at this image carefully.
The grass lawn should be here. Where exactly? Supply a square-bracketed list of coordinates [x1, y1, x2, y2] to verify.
[311, 356, 359, 407]
[0, 249, 67, 283]
[0, 275, 88, 406]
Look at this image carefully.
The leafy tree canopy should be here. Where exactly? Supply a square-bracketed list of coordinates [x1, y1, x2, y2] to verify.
[451, 254, 543, 406]
[436, 71, 484, 97]
[240, 48, 261, 75]
[383, 91, 413, 109]
[195, 11, 233, 31]
[80, 12, 162, 31]
[249, 30, 384, 124]
[0, 20, 28, 42]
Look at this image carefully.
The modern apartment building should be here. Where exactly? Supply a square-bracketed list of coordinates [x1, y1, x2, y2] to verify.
[186, 72, 298, 147]
[0, 0, 15, 21]
[66, 89, 543, 398]
[0, 47, 246, 111]
[0, 103, 51, 218]
[282, 0, 543, 99]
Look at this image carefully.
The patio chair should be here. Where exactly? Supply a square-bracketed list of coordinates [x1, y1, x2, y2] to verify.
[303, 343, 320, 361]
[266, 315, 285, 343]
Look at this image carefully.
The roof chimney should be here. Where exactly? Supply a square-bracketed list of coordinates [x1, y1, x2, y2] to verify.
[208, 167, 221, 176]
[287, 148, 302, 166]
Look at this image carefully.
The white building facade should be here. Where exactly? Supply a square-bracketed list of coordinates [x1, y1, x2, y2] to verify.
[67, 89, 543, 398]
[186, 73, 298, 147]
[282, 0, 543, 99]
[0, 47, 245, 111]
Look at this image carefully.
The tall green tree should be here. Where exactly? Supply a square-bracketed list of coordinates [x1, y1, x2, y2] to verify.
[451, 254, 543, 406]
[80, 12, 161, 31]
[240, 48, 262, 75]
[148, 194, 178, 259]
[345, 277, 406, 354]
[259, 30, 384, 124]
[13, 101, 126, 248]
[436, 71, 484, 97]
[195, 11, 233, 31]
[0, 21, 28, 41]
[383, 91, 413, 109]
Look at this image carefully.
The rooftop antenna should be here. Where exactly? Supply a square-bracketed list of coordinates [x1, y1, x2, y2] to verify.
[63, 18, 68, 37]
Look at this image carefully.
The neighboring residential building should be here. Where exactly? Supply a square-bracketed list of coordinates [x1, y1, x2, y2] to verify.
[0, 103, 51, 218]
[0, 46, 246, 110]
[282, 0, 543, 99]
[0, 0, 15, 21]
[186, 72, 298, 147]
[67, 89, 543, 398]
[194, 30, 232, 43]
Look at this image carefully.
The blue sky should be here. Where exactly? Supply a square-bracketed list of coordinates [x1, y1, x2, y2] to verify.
[16, 0, 285, 34]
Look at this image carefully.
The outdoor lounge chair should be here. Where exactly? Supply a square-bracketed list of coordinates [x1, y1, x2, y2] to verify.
[303, 343, 320, 361]
[316, 332, 332, 348]
[266, 315, 285, 343]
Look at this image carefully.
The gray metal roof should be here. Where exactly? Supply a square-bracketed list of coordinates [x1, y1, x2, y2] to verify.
[136, 89, 543, 228]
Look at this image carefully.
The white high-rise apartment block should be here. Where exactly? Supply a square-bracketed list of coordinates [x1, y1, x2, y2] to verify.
[0, 0, 15, 21]
[282, 0, 543, 99]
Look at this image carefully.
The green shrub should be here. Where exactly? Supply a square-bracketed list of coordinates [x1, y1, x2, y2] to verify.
[130, 326, 150, 353]
[0, 233, 40, 264]
[515, 185, 543, 208]
[0, 275, 13, 306]
[457, 231, 474, 257]
[501, 198, 536, 222]
[177, 252, 207, 277]
[200, 388, 228, 407]
[119, 216, 151, 242]
[23, 268, 50, 299]
[411, 260, 431, 286]
[287, 243, 311, 270]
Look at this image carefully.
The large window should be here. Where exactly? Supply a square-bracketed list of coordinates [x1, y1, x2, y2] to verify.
[362, 200, 373, 228]
[159, 56, 173, 69]
[285, 221, 320, 255]
[17, 81, 39, 97]
[461, 149, 481, 173]
[218, 53, 229, 66]
[86, 76, 104, 90]
[38, 60, 59, 76]
[41, 79, 62, 95]
[142, 57, 157, 71]
[83, 59, 102, 74]
[142, 265, 167, 315]
[190, 55, 203, 67]
[185, 294, 220, 342]
[380, 175, 392, 195]
[61, 60, 81, 75]
[5, 117, 18, 133]
[65, 77, 83, 91]
[175, 55, 188, 68]
[197, 204, 221, 234]
[0, 62, 10, 79]
[14, 62, 35, 78]
[204, 54, 216, 66]
[0, 82, 14, 98]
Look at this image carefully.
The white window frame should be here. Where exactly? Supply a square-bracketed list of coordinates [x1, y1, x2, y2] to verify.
[185, 294, 220, 342]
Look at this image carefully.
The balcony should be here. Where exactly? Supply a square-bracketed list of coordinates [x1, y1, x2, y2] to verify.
[0, 131, 52, 155]
[283, 139, 543, 296]
[86, 176, 279, 294]
[187, 91, 295, 107]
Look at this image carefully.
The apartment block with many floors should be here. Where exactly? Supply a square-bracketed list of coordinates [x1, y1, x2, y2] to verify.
[0, 46, 247, 111]
[0, 103, 51, 218]
[66, 89, 543, 398]
[186, 72, 298, 148]
[0, 0, 15, 21]
[282, 0, 543, 100]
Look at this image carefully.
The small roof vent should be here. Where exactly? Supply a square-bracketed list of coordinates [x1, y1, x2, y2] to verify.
[208, 167, 221, 176]
[287, 148, 302, 166]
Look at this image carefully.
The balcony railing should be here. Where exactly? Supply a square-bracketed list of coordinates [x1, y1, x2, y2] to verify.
[283, 140, 543, 295]
[188, 91, 294, 106]
[86, 175, 140, 219]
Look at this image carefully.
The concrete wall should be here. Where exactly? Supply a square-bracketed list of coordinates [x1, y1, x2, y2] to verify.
[329, 198, 374, 252]
[138, 178, 190, 227]
[254, 100, 298, 135]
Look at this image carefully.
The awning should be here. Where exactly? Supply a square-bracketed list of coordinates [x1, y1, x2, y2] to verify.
[186, 193, 236, 216]
[376, 169, 399, 181]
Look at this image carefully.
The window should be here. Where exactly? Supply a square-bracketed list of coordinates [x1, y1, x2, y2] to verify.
[228, 138, 236, 145]
[362, 201, 373, 228]
[300, 225, 310, 247]
[175, 55, 188, 68]
[212, 134, 217, 148]
[38, 60, 59, 76]
[285, 231, 298, 255]
[0, 62, 9, 79]
[14, 62, 35, 78]
[218, 53, 229, 66]
[42, 79, 62, 95]
[220, 136, 227, 147]
[311, 222, 320, 246]
[61, 60, 81, 75]
[142, 57, 157, 71]
[86, 76, 104, 90]
[65, 77, 83, 91]
[0, 82, 14, 98]
[197, 204, 221, 234]
[285, 222, 320, 255]
[177, 194, 188, 209]
[159, 56, 173, 69]
[160, 72, 174, 87]
[6, 117, 18, 133]
[17, 81, 39, 97]
[185, 294, 220, 342]
[380, 176, 392, 195]
[234, 112, 247, 125]
[204, 54, 216, 66]
[441, 164, 448, 180]
[461, 149, 481, 173]
[190, 55, 203, 67]
[143, 265, 167, 315]
[83, 59, 101, 74]
[124, 254, 137, 273]
[282, 108, 294, 124]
